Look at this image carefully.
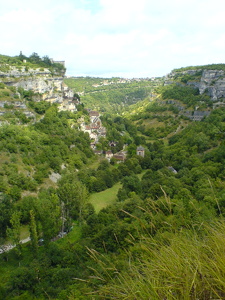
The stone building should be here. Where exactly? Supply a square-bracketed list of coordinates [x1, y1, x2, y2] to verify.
[136, 146, 145, 157]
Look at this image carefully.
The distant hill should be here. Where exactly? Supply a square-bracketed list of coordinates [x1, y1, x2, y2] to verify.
[64, 76, 163, 113]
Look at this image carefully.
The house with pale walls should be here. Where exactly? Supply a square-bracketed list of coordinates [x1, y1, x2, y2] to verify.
[80, 109, 107, 151]
[90, 142, 97, 149]
[93, 150, 103, 155]
[105, 150, 113, 160]
[90, 132, 98, 141]
[113, 152, 126, 162]
[91, 124, 100, 131]
[84, 125, 91, 133]
[98, 127, 106, 138]
[58, 83, 80, 112]
[94, 150, 126, 162]
[82, 124, 99, 142]
[50, 59, 65, 67]
[89, 110, 100, 122]
[63, 83, 74, 99]
[58, 101, 77, 112]
[136, 146, 145, 157]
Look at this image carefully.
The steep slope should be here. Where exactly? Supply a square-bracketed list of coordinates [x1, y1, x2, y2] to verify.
[167, 64, 225, 104]
[0, 54, 77, 123]
[0, 55, 95, 233]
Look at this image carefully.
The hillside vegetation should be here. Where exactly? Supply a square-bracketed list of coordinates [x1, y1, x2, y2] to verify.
[0, 60, 225, 299]
[0, 52, 66, 75]
[64, 76, 162, 113]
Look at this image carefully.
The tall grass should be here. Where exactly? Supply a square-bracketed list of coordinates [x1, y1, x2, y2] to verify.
[84, 194, 225, 300]
[91, 222, 225, 299]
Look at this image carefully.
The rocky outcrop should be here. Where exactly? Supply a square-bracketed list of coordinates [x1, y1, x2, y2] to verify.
[194, 70, 225, 100]
[0, 66, 52, 78]
[203, 72, 225, 100]
[168, 68, 225, 101]
[0, 64, 78, 109]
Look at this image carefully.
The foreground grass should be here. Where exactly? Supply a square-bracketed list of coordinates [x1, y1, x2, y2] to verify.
[89, 182, 122, 213]
[94, 221, 225, 300]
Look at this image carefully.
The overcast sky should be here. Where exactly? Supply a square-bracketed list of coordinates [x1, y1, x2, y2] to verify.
[1, 0, 225, 78]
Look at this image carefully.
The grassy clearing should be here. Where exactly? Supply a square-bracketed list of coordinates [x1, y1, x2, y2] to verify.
[141, 118, 165, 129]
[88, 170, 146, 213]
[57, 223, 82, 247]
[137, 170, 147, 180]
[20, 225, 29, 240]
[89, 182, 122, 213]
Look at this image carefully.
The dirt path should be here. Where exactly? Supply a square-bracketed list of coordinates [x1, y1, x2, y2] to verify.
[0, 237, 31, 254]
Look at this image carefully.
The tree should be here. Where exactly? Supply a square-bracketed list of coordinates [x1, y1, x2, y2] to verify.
[122, 175, 141, 194]
[18, 51, 27, 61]
[117, 188, 128, 202]
[0, 194, 12, 238]
[29, 210, 38, 256]
[127, 144, 137, 157]
[35, 193, 62, 243]
[57, 181, 88, 225]
[29, 52, 40, 64]
[42, 55, 52, 65]
[97, 159, 110, 171]
[151, 158, 164, 171]
[7, 211, 21, 255]
[28, 100, 51, 114]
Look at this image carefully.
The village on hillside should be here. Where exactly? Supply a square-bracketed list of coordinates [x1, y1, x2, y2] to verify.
[79, 109, 145, 162]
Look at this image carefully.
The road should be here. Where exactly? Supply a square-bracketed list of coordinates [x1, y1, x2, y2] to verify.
[0, 237, 31, 254]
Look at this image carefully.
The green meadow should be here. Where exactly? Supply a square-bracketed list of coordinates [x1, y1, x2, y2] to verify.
[89, 182, 122, 213]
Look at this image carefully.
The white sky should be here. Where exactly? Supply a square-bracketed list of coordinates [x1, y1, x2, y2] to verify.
[1, 0, 225, 78]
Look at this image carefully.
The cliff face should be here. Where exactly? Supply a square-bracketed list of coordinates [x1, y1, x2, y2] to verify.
[168, 68, 225, 101]
[0, 64, 76, 111]
[199, 70, 225, 100]
[14, 76, 65, 103]
[1, 65, 67, 103]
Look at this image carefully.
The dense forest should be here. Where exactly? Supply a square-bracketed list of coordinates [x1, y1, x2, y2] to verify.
[0, 58, 225, 299]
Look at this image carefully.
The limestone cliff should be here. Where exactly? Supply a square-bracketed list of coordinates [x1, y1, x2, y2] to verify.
[0, 61, 79, 115]
[167, 67, 225, 102]
[198, 70, 225, 100]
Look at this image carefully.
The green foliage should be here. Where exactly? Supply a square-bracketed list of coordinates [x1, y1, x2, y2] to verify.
[17, 87, 34, 100]
[35, 192, 62, 243]
[0, 194, 12, 238]
[7, 211, 21, 255]
[1, 63, 225, 299]
[173, 63, 225, 72]
[0, 104, 95, 238]
[28, 100, 51, 114]
[155, 83, 212, 109]
[160, 83, 199, 100]
[57, 180, 88, 225]
[0, 53, 66, 75]
[29, 210, 38, 256]
[95, 221, 225, 299]
[64, 76, 158, 113]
